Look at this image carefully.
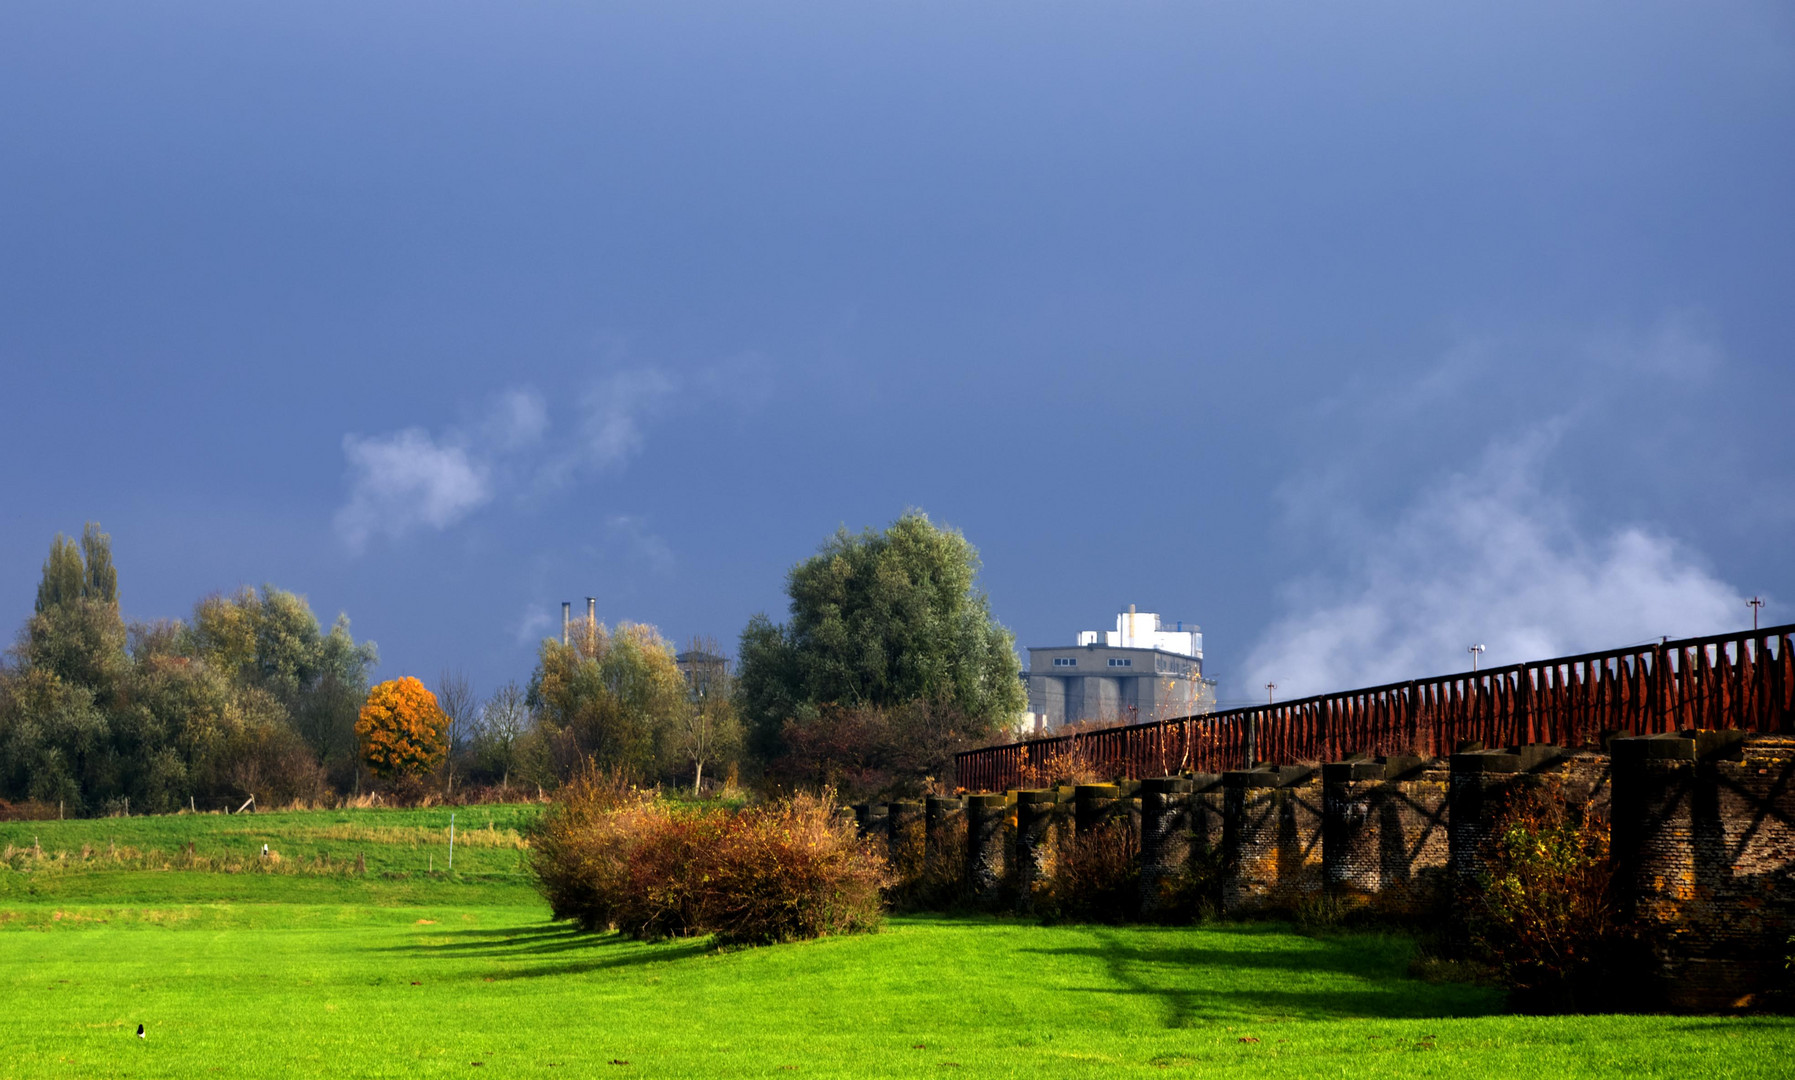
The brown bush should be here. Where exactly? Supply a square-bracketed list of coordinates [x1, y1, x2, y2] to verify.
[0, 798, 59, 822]
[767, 700, 992, 802]
[893, 812, 967, 911]
[528, 771, 889, 946]
[525, 767, 644, 929]
[1037, 822, 1140, 924]
[1013, 744, 1106, 789]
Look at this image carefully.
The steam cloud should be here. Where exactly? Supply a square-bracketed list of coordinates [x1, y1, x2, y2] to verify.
[1242, 429, 1747, 699]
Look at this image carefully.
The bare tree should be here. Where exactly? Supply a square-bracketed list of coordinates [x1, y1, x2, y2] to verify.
[436, 669, 476, 794]
[672, 636, 743, 795]
[475, 681, 529, 788]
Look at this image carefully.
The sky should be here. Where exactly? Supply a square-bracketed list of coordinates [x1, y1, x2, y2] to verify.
[2, 1, 1792, 708]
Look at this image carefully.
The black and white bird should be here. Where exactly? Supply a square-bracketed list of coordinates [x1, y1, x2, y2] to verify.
[136, 1024, 145, 1039]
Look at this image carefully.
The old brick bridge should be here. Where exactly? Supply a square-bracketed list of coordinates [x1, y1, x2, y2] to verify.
[914, 623, 1795, 1010]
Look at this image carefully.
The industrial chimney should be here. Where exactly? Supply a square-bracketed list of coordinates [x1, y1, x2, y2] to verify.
[586, 597, 597, 638]
[561, 601, 571, 645]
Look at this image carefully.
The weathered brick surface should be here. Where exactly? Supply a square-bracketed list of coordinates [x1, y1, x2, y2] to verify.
[1190, 773, 1224, 854]
[1139, 776, 1191, 915]
[924, 794, 963, 851]
[1075, 784, 1123, 835]
[1015, 790, 1059, 911]
[965, 793, 1009, 906]
[887, 800, 924, 881]
[1221, 765, 1323, 914]
[1613, 732, 1795, 1011]
[1322, 757, 1450, 915]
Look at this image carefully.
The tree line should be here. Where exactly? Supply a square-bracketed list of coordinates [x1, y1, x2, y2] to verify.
[0, 511, 1025, 815]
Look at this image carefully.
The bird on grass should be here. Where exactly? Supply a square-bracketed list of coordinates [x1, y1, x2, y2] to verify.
[136, 1025, 145, 1039]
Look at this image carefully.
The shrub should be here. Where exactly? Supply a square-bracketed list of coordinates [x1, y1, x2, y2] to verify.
[892, 811, 967, 911]
[1466, 789, 1641, 1011]
[766, 699, 989, 802]
[1014, 743, 1106, 789]
[0, 798, 58, 822]
[1148, 837, 1223, 924]
[356, 677, 449, 781]
[528, 771, 889, 946]
[1037, 821, 1139, 924]
[694, 792, 890, 945]
[526, 767, 644, 929]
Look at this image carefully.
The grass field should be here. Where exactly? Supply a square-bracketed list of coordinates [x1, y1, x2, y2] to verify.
[2, 809, 1791, 1078]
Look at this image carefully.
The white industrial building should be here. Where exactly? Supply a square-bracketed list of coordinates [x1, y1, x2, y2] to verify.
[1025, 607, 1214, 732]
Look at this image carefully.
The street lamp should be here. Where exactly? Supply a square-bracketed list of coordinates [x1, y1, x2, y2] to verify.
[1748, 597, 1764, 631]
[1468, 644, 1486, 672]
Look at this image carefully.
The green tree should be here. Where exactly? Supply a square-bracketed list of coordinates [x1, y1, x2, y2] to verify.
[527, 621, 692, 783]
[737, 510, 1024, 786]
[187, 586, 376, 784]
[2, 525, 130, 812]
[0, 528, 356, 813]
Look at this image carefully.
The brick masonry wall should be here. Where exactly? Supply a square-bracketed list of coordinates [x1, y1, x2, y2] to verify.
[1613, 732, 1795, 1011]
[887, 800, 924, 883]
[1322, 757, 1450, 916]
[1139, 777, 1192, 915]
[1221, 766, 1323, 914]
[1191, 774, 1225, 855]
[923, 734, 1792, 1012]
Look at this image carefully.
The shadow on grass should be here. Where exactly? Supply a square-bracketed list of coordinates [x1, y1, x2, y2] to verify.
[387, 921, 714, 979]
[1026, 927, 1503, 1026]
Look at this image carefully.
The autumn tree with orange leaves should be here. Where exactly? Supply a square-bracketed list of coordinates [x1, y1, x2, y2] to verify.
[356, 676, 450, 780]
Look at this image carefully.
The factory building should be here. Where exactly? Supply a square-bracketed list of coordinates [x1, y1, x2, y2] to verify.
[1025, 607, 1214, 732]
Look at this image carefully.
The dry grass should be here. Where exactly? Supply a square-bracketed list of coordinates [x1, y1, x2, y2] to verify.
[255, 822, 526, 849]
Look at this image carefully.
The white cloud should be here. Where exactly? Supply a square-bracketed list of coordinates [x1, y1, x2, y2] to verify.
[333, 429, 492, 553]
[607, 514, 676, 576]
[1242, 426, 1746, 699]
[334, 358, 769, 551]
[483, 387, 549, 451]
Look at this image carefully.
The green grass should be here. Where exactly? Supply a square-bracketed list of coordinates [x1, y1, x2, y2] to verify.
[2, 809, 1791, 1078]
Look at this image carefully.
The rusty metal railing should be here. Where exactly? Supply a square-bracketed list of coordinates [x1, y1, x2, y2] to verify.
[955, 623, 1795, 793]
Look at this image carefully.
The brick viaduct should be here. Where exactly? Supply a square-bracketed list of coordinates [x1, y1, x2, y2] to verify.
[919, 624, 1795, 1012]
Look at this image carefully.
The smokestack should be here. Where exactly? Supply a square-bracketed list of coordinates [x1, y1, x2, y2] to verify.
[586, 597, 596, 635]
[562, 602, 571, 645]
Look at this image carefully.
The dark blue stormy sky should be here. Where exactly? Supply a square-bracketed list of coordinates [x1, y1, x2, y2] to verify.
[3, 2, 1792, 705]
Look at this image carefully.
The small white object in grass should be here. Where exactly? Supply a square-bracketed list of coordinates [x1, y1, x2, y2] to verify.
[136, 1024, 145, 1039]
[261, 844, 269, 858]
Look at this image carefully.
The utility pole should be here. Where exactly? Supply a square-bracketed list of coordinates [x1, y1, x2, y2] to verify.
[1748, 596, 1764, 631]
[1243, 683, 1275, 770]
[1468, 644, 1486, 672]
